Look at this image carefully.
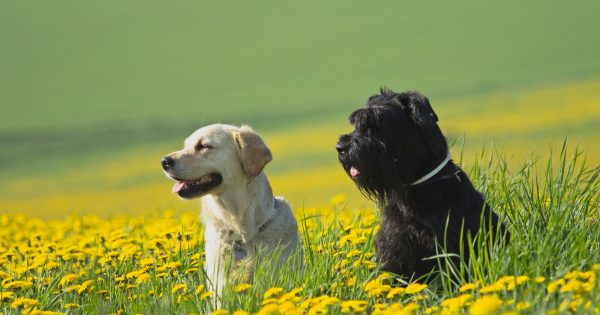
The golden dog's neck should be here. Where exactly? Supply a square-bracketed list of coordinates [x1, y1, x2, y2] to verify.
[200, 172, 277, 243]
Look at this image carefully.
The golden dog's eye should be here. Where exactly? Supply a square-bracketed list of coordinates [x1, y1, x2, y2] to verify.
[195, 142, 212, 151]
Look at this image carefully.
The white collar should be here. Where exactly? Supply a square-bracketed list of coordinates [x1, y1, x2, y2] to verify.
[410, 152, 451, 185]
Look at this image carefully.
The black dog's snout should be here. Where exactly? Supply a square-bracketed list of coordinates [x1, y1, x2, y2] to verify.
[161, 156, 175, 170]
[336, 135, 351, 154]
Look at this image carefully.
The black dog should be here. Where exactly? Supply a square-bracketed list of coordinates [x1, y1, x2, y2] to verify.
[336, 89, 508, 279]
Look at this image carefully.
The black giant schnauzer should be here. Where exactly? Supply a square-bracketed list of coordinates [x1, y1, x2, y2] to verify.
[336, 89, 509, 280]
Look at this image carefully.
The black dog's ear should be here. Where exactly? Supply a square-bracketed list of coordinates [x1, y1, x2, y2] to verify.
[397, 92, 438, 126]
[349, 107, 376, 130]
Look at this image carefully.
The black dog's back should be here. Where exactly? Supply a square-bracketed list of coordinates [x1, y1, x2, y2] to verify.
[376, 162, 508, 279]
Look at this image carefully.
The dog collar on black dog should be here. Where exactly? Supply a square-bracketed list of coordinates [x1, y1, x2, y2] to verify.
[410, 152, 453, 186]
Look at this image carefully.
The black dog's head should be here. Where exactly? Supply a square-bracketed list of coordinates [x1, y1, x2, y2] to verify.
[336, 89, 448, 202]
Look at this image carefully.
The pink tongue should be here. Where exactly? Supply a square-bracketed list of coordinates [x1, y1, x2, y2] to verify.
[172, 181, 186, 193]
[350, 167, 360, 177]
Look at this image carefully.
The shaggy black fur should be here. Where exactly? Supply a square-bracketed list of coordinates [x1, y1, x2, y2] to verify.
[336, 89, 509, 280]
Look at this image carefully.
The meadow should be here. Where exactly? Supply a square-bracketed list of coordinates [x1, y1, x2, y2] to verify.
[1, 1, 600, 314]
[0, 142, 598, 315]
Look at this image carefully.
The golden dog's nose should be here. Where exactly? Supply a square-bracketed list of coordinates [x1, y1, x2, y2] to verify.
[161, 156, 175, 170]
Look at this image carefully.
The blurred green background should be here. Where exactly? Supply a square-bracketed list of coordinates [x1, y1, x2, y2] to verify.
[1, 1, 599, 216]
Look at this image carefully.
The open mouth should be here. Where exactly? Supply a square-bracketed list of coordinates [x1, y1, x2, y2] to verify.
[170, 173, 223, 199]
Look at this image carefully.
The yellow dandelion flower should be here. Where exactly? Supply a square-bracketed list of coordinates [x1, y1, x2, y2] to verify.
[469, 295, 503, 315]
[136, 273, 151, 284]
[1, 290, 15, 301]
[212, 310, 228, 315]
[3, 280, 33, 290]
[360, 260, 377, 270]
[278, 288, 303, 303]
[191, 253, 202, 261]
[347, 277, 357, 286]
[200, 291, 214, 300]
[279, 301, 301, 315]
[515, 275, 530, 284]
[140, 258, 155, 267]
[346, 249, 363, 258]
[363, 280, 391, 297]
[534, 276, 546, 283]
[340, 300, 369, 313]
[480, 282, 504, 293]
[403, 303, 420, 312]
[0, 270, 11, 279]
[516, 301, 531, 310]
[59, 274, 79, 287]
[44, 261, 61, 270]
[164, 261, 182, 269]
[64, 285, 81, 293]
[263, 287, 284, 299]
[233, 310, 249, 315]
[126, 268, 148, 280]
[386, 287, 405, 299]
[262, 298, 278, 305]
[557, 300, 570, 312]
[11, 297, 38, 309]
[171, 283, 187, 295]
[234, 283, 252, 292]
[257, 303, 279, 315]
[77, 280, 94, 294]
[308, 296, 340, 314]
[373, 303, 388, 311]
[576, 271, 594, 280]
[441, 294, 471, 311]
[559, 279, 584, 293]
[377, 272, 395, 282]
[338, 234, 352, 245]
[65, 303, 80, 309]
[547, 279, 565, 293]
[376, 302, 418, 315]
[195, 284, 205, 295]
[405, 282, 427, 294]
[156, 272, 168, 278]
[106, 251, 120, 258]
[29, 310, 64, 315]
[459, 282, 479, 292]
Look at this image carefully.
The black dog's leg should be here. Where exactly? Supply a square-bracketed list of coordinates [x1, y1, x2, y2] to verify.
[375, 223, 416, 277]
[375, 205, 437, 279]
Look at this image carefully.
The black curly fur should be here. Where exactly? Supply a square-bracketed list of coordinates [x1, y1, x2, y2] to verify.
[336, 89, 509, 280]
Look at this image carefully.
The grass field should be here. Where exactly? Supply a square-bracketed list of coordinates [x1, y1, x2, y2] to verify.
[1, 79, 598, 217]
[1, 1, 600, 314]
[1, 145, 598, 314]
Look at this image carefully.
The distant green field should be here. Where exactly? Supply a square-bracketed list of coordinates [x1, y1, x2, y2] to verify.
[1, 1, 600, 180]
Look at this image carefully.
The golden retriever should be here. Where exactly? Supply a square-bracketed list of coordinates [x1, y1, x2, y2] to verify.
[161, 124, 302, 296]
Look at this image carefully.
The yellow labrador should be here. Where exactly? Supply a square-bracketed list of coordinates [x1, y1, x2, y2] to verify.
[161, 124, 301, 295]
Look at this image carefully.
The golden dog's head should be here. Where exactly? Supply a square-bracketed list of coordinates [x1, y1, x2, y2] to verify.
[161, 124, 272, 199]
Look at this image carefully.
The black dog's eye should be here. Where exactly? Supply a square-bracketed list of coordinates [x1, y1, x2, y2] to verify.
[195, 142, 212, 151]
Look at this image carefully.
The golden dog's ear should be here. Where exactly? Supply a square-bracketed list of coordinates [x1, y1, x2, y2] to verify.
[233, 126, 272, 176]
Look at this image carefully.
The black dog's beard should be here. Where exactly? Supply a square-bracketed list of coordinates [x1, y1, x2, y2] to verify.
[338, 136, 407, 203]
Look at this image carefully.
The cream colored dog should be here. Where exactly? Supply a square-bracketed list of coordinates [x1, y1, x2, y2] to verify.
[161, 124, 301, 296]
